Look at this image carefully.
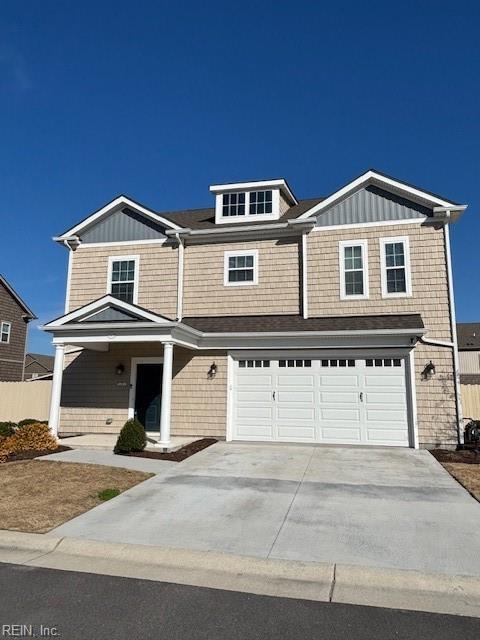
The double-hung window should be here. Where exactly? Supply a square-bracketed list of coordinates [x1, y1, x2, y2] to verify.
[224, 250, 258, 286]
[108, 256, 138, 304]
[380, 237, 411, 297]
[339, 240, 368, 299]
[0, 322, 11, 344]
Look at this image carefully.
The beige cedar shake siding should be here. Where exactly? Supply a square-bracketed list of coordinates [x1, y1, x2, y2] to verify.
[60, 344, 227, 437]
[68, 243, 178, 317]
[307, 222, 457, 447]
[182, 238, 301, 316]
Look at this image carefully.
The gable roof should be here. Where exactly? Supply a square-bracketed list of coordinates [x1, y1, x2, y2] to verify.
[0, 275, 36, 319]
[25, 353, 54, 372]
[43, 295, 174, 328]
[298, 169, 466, 221]
[55, 195, 183, 242]
[457, 323, 480, 351]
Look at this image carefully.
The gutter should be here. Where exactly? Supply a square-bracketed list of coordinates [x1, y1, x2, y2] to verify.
[165, 219, 315, 239]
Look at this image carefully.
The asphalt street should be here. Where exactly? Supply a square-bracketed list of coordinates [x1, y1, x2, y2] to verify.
[0, 562, 478, 640]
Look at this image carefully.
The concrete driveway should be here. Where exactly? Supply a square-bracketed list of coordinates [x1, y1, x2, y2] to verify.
[49, 443, 480, 576]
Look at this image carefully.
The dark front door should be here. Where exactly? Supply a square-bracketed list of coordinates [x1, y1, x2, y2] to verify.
[135, 363, 163, 431]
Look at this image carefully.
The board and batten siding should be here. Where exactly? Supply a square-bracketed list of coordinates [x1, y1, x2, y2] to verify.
[68, 243, 178, 317]
[182, 238, 301, 317]
[60, 344, 227, 437]
[79, 208, 167, 244]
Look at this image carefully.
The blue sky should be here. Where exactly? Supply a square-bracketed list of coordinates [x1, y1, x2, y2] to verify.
[1, 1, 479, 354]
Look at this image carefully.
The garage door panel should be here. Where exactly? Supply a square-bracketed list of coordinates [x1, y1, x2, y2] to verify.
[236, 374, 273, 387]
[277, 375, 315, 387]
[320, 408, 361, 421]
[237, 390, 272, 403]
[366, 392, 405, 405]
[277, 425, 316, 440]
[236, 425, 274, 438]
[364, 375, 405, 387]
[236, 406, 273, 419]
[277, 407, 315, 420]
[320, 391, 358, 404]
[277, 390, 314, 403]
[366, 409, 407, 422]
[366, 428, 409, 444]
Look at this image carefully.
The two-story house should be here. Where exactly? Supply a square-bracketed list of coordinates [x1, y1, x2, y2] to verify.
[43, 170, 467, 449]
[0, 275, 36, 381]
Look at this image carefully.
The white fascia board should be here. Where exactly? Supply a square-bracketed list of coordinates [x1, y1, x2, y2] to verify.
[210, 179, 298, 205]
[298, 170, 462, 220]
[43, 295, 172, 328]
[55, 196, 182, 240]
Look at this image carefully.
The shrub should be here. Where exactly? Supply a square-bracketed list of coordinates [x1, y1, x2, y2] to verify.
[17, 418, 47, 428]
[0, 422, 17, 437]
[0, 422, 58, 462]
[114, 419, 146, 454]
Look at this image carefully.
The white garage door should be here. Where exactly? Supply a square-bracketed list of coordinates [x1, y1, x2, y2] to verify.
[232, 356, 410, 446]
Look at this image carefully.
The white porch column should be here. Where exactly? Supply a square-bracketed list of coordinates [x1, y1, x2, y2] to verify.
[48, 344, 65, 438]
[159, 342, 173, 447]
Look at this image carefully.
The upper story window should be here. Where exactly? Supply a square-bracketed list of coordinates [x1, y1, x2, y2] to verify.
[249, 190, 273, 215]
[339, 240, 369, 300]
[1, 322, 11, 344]
[222, 192, 246, 217]
[108, 256, 139, 304]
[380, 237, 412, 297]
[224, 250, 258, 286]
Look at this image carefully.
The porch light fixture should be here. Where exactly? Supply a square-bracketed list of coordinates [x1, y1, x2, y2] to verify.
[208, 362, 217, 379]
[116, 363, 125, 376]
[422, 361, 435, 379]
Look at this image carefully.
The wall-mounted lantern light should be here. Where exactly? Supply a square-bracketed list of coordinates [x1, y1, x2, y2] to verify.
[208, 362, 217, 379]
[116, 363, 125, 376]
[422, 361, 435, 379]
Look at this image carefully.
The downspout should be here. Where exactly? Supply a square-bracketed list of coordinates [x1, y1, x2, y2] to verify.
[63, 240, 73, 314]
[302, 231, 309, 319]
[174, 234, 185, 321]
[443, 220, 463, 444]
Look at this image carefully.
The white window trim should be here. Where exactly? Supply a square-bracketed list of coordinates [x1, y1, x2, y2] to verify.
[0, 321, 11, 344]
[215, 190, 280, 225]
[224, 250, 259, 287]
[379, 236, 412, 298]
[107, 255, 140, 304]
[339, 239, 369, 300]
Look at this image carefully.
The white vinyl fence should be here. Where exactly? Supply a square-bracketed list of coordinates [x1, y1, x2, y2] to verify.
[0, 381, 52, 422]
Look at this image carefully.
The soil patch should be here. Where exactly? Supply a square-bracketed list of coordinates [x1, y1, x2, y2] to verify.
[121, 438, 218, 462]
[3, 445, 72, 463]
[430, 448, 480, 465]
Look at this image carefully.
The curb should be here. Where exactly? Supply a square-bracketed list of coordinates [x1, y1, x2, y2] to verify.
[0, 531, 479, 618]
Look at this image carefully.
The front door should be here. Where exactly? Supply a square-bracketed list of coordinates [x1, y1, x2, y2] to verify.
[135, 363, 163, 431]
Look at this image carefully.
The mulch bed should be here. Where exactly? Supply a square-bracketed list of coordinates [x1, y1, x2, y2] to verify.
[430, 448, 480, 465]
[120, 438, 218, 462]
[4, 445, 72, 463]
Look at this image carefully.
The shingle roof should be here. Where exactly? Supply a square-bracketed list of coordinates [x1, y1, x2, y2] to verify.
[457, 323, 480, 351]
[182, 314, 424, 334]
[158, 197, 323, 231]
[25, 353, 54, 372]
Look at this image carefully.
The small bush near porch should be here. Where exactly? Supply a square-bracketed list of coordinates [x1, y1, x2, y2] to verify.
[0, 460, 152, 533]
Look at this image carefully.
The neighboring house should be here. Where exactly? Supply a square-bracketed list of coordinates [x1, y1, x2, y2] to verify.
[24, 353, 54, 380]
[43, 169, 467, 449]
[457, 323, 480, 420]
[0, 275, 36, 381]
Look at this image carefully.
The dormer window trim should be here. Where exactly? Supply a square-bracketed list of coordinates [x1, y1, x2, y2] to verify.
[210, 179, 297, 226]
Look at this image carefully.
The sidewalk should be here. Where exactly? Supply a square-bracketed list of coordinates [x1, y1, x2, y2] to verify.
[0, 530, 479, 619]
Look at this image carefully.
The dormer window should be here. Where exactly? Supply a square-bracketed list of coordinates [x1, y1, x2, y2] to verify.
[211, 179, 298, 225]
[249, 190, 272, 215]
[222, 192, 246, 217]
